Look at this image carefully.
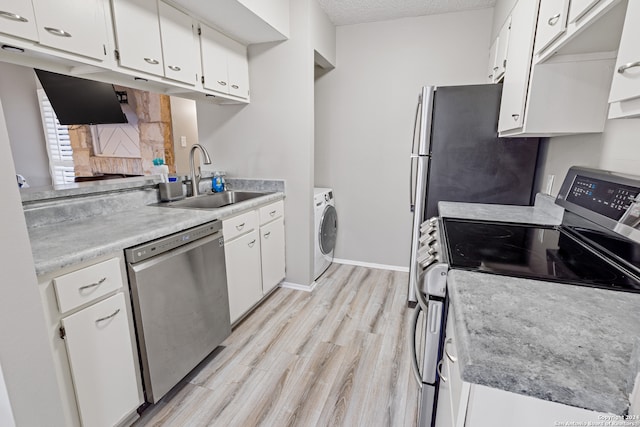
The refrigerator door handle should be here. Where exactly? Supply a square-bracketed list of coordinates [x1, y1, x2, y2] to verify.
[411, 94, 422, 155]
[409, 94, 422, 211]
[410, 155, 416, 212]
[410, 304, 424, 387]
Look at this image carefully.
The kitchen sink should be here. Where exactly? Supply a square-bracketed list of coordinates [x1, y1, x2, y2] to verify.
[164, 191, 272, 209]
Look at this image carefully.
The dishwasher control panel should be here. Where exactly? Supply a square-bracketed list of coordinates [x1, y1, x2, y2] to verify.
[125, 220, 222, 263]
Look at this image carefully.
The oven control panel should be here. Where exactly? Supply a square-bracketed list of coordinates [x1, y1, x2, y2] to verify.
[565, 175, 639, 221]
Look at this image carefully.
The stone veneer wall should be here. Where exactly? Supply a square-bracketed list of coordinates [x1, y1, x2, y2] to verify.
[68, 89, 175, 177]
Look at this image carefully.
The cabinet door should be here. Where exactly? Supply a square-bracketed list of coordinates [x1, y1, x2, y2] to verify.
[0, 0, 39, 41]
[498, 0, 539, 133]
[487, 38, 498, 83]
[225, 229, 263, 323]
[608, 0, 640, 103]
[534, 0, 570, 54]
[158, 1, 197, 85]
[568, 0, 600, 23]
[227, 37, 249, 99]
[31, 0, 108, 60]
[111, 0, 164, 75]
[61, 292, 141, 427]
[493, 17, 511, 82]
[260, 217, 285, 294]
[200, 24, 230, 94]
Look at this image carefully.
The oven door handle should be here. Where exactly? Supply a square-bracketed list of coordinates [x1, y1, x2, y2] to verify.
[414, 269, 430, 313]
[410, 304, 424, 388]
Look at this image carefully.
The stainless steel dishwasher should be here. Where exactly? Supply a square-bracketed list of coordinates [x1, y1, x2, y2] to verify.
[125, 221, 230, 403]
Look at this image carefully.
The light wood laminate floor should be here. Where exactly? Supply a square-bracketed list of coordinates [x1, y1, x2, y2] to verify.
[136, 263, 419, 427]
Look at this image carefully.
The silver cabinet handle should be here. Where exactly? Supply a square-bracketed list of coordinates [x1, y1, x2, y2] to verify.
[493, 66, 499, 71]
[437, 360, 447, 382]
[548, 13, 561, 26]
[0, 11, 28, 22]
[270, 210, 277, 216]
[79, 277, 106, 291]
[410, 305, 424, 387]
[44, 27, 71, 37]
[264, 231, 271, 239]
[617, 61, 640, 74]
[168, 65, 181, 71]
[144, 57, 159, 65]
[512, 113, 520, 120]
[445, 338, 458, 363]
[217, 80, 227, 86]
[231, 84, 239, 89]
[488, 74, 493, 79]
[235, 223, 245, 231]
[95, 308, 120, 324]
[248, 239, 256, 248]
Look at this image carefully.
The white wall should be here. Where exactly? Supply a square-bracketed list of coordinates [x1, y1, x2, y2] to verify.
[0, 364, 15, 427]
[311, 0, 336, 68]
[492, 0, 517, 39]
[0, 95, 66, 426]
[196, 0, 318, 286]
[0, 62, 50, 188]
[314, 9, 494, 268]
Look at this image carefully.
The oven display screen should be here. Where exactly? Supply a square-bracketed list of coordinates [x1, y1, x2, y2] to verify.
[565, 175, 639, 220]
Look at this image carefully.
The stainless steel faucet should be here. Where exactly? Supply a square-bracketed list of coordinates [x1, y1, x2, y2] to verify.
[189, 144, 212, 197]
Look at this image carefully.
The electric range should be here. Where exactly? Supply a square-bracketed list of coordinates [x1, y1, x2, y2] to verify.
[409, 166, 640, 427]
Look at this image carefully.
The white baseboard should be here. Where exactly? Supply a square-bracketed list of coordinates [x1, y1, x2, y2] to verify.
[333, 258, 409, 272]
[280, 281, 317, 292]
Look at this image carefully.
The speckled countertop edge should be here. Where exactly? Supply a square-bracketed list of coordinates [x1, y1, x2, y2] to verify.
[29, 192, 284, 276]
[447, 270, 640, 414]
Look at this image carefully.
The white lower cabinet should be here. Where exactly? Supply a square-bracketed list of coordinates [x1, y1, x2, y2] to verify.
[224, 225, 263, 324]
[437, 307, 610, 427]
[61, 292, 140, 427]
[39, 254, 143, 427]
[224, 199, 286, 324]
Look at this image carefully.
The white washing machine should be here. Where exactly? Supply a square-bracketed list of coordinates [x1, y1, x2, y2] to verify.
[314, 187, 337, 280]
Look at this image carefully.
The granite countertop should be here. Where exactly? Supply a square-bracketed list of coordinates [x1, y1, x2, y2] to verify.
[29, 192, 284, 276]
[447, 270, 640, 414]
[439, 193, 564, 225]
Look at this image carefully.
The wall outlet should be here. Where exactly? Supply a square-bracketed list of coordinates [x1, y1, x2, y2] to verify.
[180, 136, 187, 148]
[545, 174, 555, 195]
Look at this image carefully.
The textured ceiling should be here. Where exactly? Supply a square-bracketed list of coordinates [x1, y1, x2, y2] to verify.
[317, 0, 496, 26]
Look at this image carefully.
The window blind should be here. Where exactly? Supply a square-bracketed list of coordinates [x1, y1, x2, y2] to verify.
[37, 89, 75, 185]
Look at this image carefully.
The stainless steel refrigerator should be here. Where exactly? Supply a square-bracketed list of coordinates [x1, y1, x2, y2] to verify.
[408, 84, 539, 305]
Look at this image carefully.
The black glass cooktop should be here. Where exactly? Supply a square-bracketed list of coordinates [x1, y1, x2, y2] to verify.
[442, 218, 640, 293]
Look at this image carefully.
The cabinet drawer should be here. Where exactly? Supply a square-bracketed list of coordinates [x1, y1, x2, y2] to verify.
[53, 257, 123, 314]
[223, 210, 258, 241]
[259, 200, 284, 225]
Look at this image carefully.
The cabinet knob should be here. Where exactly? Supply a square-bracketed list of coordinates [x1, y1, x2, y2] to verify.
[547, 13, 561, 26]
[0, 11, 28, 22]
[217, 80, 227, 86]
[144, 57, 159, 65]
[512, 113, 520, 121]
[617, 61, 640, 74]
[168, 65, 181, 72]
[44, 27, 71, 37]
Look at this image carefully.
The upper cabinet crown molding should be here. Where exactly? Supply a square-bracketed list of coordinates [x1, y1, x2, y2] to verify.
[169, 0, 290, 44]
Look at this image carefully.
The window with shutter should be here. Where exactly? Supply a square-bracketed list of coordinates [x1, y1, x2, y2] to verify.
[37, 89, 76, 185]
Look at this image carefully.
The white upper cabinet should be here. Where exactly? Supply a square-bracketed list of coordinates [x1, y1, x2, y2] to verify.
[493, 17, 511, 82]
[0, 0, 39, 42]
[31, 0, 109, 61]
[487, 38, 498, 83]
[200, 24, 249, 99]
[111, 0, 164, 75]
[608, 0, 640, 105]
[568, 0, 601, 23]
[172, 0, 289, 44]
[158, 1, 197, 85]
[533, 0, 570, 54]
[498, 0, 538, 133]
